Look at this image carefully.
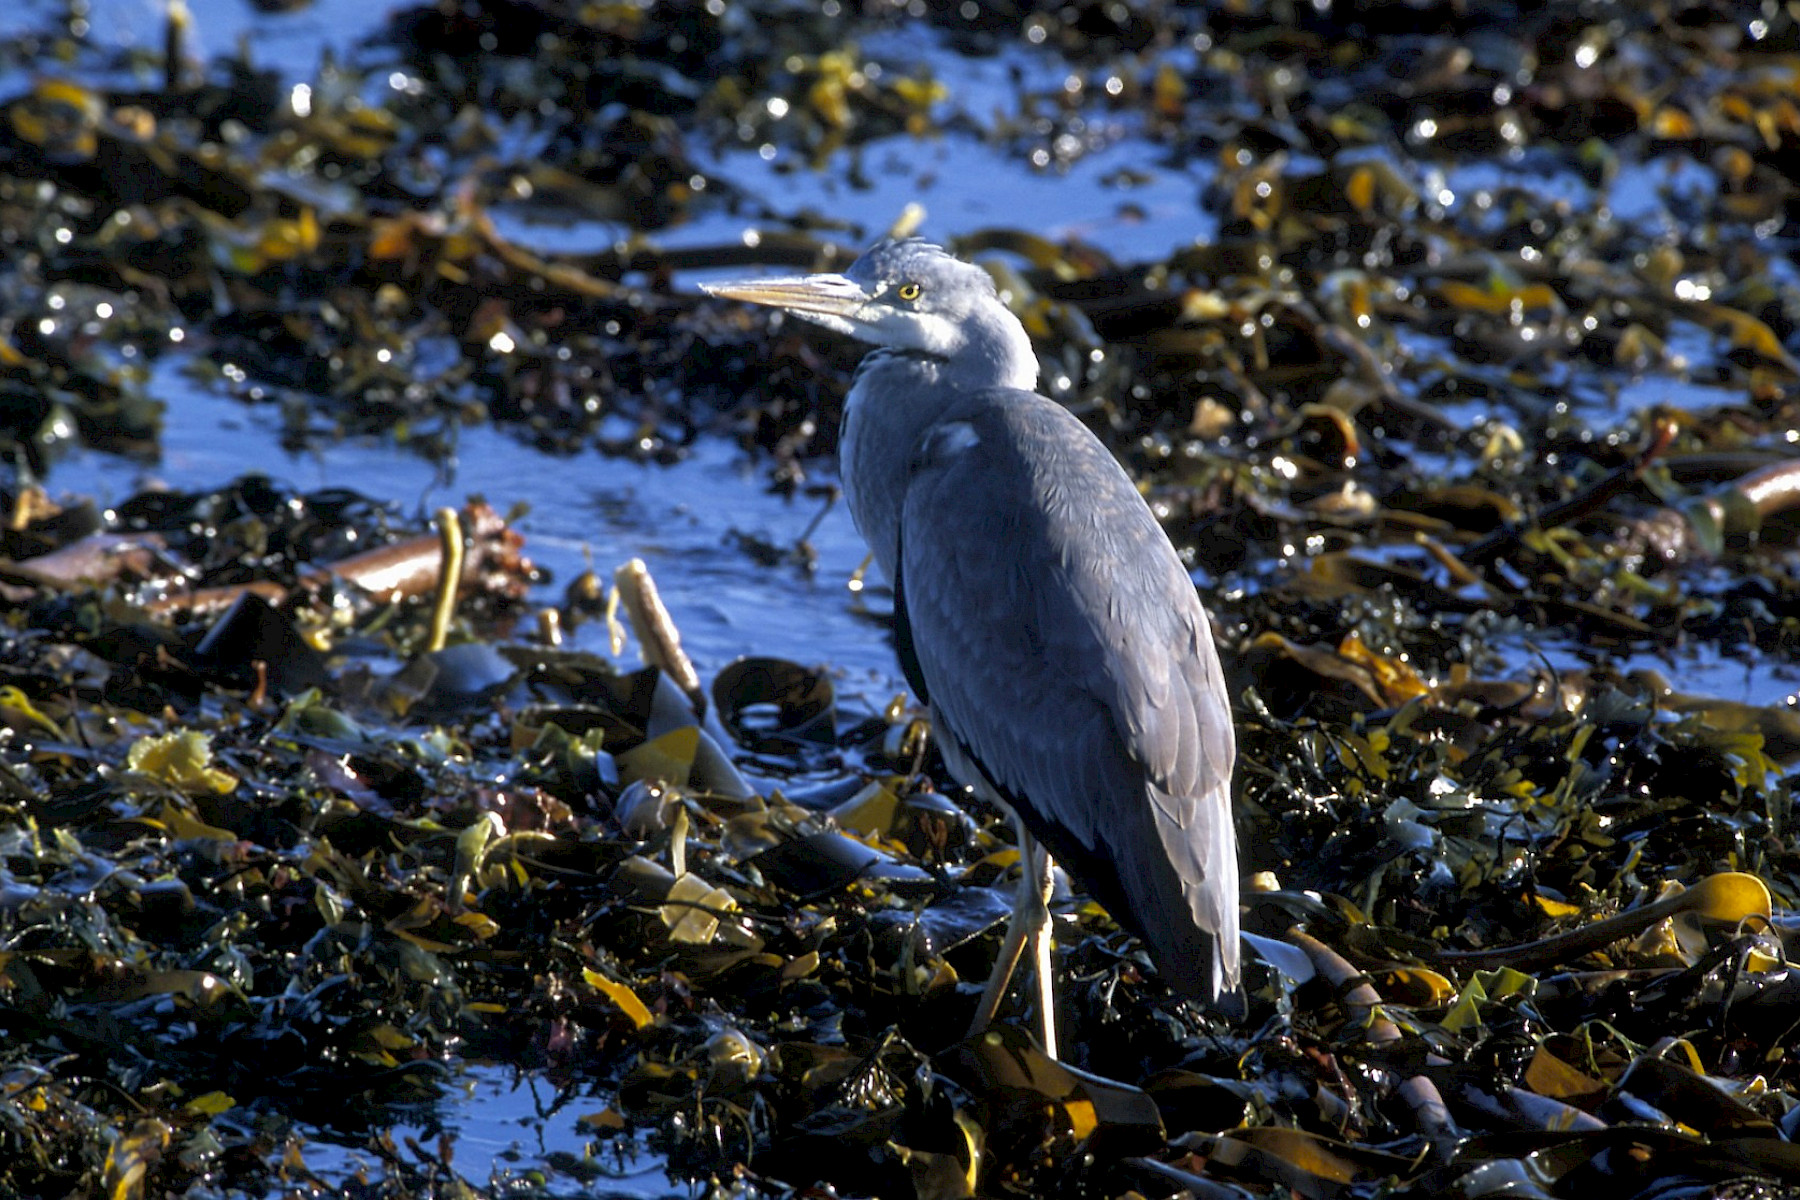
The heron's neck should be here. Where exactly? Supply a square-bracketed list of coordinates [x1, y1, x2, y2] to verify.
[949, 304, 1039, 391]
[839, 309, 1037, 582]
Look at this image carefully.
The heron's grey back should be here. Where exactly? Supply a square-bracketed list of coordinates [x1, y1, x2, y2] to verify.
[892, 386, 1240, 997]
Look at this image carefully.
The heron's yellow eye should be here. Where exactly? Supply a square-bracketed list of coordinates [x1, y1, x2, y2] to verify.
[896, 282, 922, 302]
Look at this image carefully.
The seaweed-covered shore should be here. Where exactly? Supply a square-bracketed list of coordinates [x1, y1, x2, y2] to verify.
[4, 0, 1800, 1195]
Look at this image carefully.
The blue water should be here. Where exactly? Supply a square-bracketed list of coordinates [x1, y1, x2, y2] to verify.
[15, 0, 409, 78]
[68, 355, 902, 693]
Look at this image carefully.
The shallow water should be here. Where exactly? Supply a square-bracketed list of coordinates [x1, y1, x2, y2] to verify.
[67, 355, 903, 694]
[37, 0, 406, 78]
[384, 1065, 676, 1199]
[691, 129, 1218, 260]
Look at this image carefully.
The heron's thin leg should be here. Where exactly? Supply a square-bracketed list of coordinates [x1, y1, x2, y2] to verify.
[967, 824, 1058, 1058]
[1028, 843, 1058, 1060]
[967, 904, 1028, 1040]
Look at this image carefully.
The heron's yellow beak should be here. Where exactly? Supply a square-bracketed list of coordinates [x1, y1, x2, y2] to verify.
[700, 273, 870, 324]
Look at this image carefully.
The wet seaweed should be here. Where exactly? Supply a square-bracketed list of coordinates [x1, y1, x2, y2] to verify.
[4, 0, 1800, 1196]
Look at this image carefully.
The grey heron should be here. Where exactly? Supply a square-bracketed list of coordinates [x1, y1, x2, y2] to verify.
[702, 239, 1239, 1058]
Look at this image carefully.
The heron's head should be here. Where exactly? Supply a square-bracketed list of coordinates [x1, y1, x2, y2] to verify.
[702, 239, 1029, 372]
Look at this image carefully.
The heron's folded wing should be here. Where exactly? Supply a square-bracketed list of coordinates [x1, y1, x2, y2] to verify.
[895, 389, 1238, 989]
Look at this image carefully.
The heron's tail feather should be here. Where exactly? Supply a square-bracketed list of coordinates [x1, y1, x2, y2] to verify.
[1146, 780, 1241, 1001]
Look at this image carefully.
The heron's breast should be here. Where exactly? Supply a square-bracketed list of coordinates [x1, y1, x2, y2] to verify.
[838, 384, 862, 516]
[838, 371, 906, 579]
